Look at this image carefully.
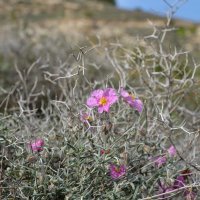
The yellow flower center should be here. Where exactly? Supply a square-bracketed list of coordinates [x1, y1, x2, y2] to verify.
[114, 166, 121, 173]
[99, 97, 107, 106]
[130, 94, 135, 101]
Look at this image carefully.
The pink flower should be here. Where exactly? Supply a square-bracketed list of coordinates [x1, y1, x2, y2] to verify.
[133, 99, 143, 113]
[173, 175, 185, 189]
[158, 170, 196, 200]
[158, 181, 174, 199]
[109, 164, 126, 180]
[173, 175, 197, 199]
[152, 146, 176, 168]
[173, 170, 191, 189]
[29, 139, 44, 152]
[120, 88, 143, 113]
[80, 112, 92, 123]
[86, 88, 118, 113]
[167, 145, 176, 157]
[154, 156, 167, 167]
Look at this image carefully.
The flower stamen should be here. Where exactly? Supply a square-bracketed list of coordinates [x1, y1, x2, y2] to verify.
[130, 94, 135, 101]
[114, 166, 121, 172]
[99, 97, 107, 106]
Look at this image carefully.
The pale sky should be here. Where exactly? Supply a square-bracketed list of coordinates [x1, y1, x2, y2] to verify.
[116, 0, 200, 22]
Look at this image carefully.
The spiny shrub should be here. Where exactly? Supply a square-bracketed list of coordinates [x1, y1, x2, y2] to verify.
[0, 12, 200, 200]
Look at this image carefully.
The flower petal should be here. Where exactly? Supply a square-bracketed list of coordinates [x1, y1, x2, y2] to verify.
[86, 97, 98, 108]
[104, 88, 118, 105]
[125, 96, 135, 105]
[167, 145, 176, 157]
[36, 139, 44, 147]
[29, 139, 44, 152]
[109, 164, 126, 180]
[173, 175, 185, 189]
[120, 88, 130, 98]
[91, 89, 104, 99]
[154, 156, 167, 167]
[98, 106, 104, 113]
[107, 95, 118, 105]
[133, 99, 143, 113]
[104, 88, 116, 96]
[102, 104, 110, 112]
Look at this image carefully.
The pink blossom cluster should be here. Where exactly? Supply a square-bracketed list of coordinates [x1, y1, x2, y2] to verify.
[85, 87, 143, 181]
[109, 164, 126, 180]
[29, 139, 44, 152]
[154, 145, 177, 167]
[25, 88, 196, 200]
[86, 87, 143, 113]
[158, 169, 196, 199]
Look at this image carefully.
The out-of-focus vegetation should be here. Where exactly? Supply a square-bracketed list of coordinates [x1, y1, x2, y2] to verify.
[97, 0, 116, 5]
[0, 0, 199, 90]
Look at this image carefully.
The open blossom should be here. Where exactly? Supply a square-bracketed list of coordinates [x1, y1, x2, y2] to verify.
[29, 139, 44, 152]
[120, 88, 143, 113]
[109, 164, 126, 180]
[86, 88, 118, 113]
[167, 145, 176, 157]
